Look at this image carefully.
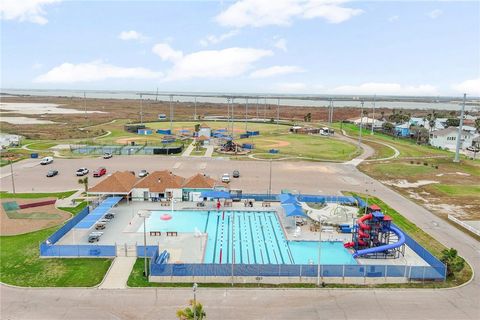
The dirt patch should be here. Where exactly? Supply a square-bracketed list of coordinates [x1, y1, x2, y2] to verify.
[262, 139, 291, 148]
[382, 179, 439, 188]
[115, 137, 148, 144]
[0, 198, 70, 235]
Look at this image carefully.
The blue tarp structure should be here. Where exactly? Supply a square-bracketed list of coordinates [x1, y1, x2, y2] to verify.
[278, 193, 298, 204]
[200, 190, 231, 199]
[282, 203, 307, 217]
[156, 129, 172, 135]
[75, 196, 122, 229]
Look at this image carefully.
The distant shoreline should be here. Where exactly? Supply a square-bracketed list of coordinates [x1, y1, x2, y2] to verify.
[1, 89, 479, 112]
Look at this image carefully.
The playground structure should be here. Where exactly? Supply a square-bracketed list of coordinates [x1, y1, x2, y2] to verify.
[344, 206, 406, 259]
[216, 140, 250, 155]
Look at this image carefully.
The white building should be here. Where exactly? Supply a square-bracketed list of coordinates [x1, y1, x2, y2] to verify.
[350, 117, 384, 129]
[0, 134, 22, 148]
[429, 127, 474, 151]
[198, 123, 211, 138]
[409, 117, 431, 129]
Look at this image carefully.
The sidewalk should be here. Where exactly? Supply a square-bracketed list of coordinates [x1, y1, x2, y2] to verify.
[99, 257, 137, 289]
[182, 143, 195, 157]
[204, 145, 214, 157]
[55, 189, 83, 208]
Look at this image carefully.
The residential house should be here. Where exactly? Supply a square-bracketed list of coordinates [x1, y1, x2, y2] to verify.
[434, 118, 448, 130]
[409, 117, 430, 130]
[0, 134, 22, 148]
[350, 117, 384, 129]
[429, 127, 474, 150]
[394, 123, 410, 137]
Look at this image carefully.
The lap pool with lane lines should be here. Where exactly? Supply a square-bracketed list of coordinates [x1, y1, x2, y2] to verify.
[139, 210, 356, 265]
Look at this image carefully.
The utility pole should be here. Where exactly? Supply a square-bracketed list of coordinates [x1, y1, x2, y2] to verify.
[9, 159, 15, 194]
[155, 87, 159, 102]
[231, 211, 235, 286]
[358, 100, 364, 149]
[264, 97, 267, 122]
[454, 93, 466, 163]
[194, 96, 197, 120]
[245, 97, 248, 132]
[256, 97, 259, 120]
[83, 91, 87, 119]
[140, 94, 143, 124]
[169, 95, 173, 131]
[276, 98, 280, 129]
[371, 94, 376, 135]
[231, 97, 235, 137]
[316, 216, 322, 286]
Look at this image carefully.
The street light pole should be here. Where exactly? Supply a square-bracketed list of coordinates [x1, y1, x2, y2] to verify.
[454, 93, 466, 163]
[358, 100, 364, 149]
[268, 160, 272, 195]
[9, 159, 16, 194]
[138, 210, 151, 278]
[231, 211, 235, 286]
[371, 95, 376, 135]
[193, 282, 198, 320]
[169, 95, 173, 131]
[245, 97, 248, 132]
[317, 216, 322, 286]
[194, 96, 197, 120]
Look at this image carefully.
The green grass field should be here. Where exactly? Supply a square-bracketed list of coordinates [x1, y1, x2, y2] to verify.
[431, 184, 480, 196]
[0, 191, 76, 199]
[332, 123, 452, 159]
[367, 162, 436, 178]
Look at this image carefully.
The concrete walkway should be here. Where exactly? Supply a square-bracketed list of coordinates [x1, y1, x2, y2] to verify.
[99, 257, 137, 289]
[181, 143, 195, 157]
[204, 145, 214, 157]
[55, 189, 83, 208]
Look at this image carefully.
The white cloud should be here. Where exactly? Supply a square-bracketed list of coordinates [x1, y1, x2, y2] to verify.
[273, 37, 288, 52]
[388, 15, 399, 22]
[32, 62, 43, 69]
[152, 44, 272, 81]
[452, 78, 480, 96]
[215, 0, 363, 28]
[199, 30, 240, 47]
[34, 60, 161, 83]
[327, 82, 438, 96]
[250, 65, 304, 78]
[118, 30, 148, 42]
[427, 9, 442, 19]
[152, 43, 184, 62]
[0, 0, 60, 25]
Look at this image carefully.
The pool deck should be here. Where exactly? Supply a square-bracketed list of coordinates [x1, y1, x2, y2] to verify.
[56, 200, 429, 266]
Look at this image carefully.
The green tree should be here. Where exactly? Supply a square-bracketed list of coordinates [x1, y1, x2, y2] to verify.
[382, 122, 394, 133]
[446, 118, 460, 127]
[194, 124, 200, 132]
[78, 176, 89, 193]
[475, 118, 480, 131]
[176, 300, 206, 320]
[440, 248, 465, 278]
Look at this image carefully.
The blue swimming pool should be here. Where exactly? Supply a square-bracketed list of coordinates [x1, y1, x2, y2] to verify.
[140, 210, 357, 265]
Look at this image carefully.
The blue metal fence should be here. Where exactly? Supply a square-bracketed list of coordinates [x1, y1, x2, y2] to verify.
[46, 206, 90, 244]
[136, 245, 158, 258]
[150, 263, 442, 280]
[40, 243, 115, 257]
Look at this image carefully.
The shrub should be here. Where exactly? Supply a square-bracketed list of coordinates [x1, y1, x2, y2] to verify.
[423, 162, 428, 166]
[441, 248, 465, 278]
[410, 161, 414, 164]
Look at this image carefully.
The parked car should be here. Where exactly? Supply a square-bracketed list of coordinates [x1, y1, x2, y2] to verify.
[76, 167, 89, 176]
[103, 152, 113, 159]
[88, 232, 103, 243]
[94, 223, 106, 230]
[233, 170, 240, 178]
[467, 146, 479, 152]
[221, 173, 231, 183]
[138, 169, 149, 178]
[93, 167, 107, 177]
[46, 169, 58, 177]
[40, 157, 53, 165]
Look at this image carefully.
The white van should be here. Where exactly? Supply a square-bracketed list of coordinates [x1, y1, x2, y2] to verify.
[40, 157, 53, 165]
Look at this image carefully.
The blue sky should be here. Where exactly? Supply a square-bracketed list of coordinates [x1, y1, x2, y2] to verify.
[1, 0, 479, 96]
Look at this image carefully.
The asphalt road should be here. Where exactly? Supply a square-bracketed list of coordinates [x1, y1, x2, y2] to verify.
[1, 155, 479, 319]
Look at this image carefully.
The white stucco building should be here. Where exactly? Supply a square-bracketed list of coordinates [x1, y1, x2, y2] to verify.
[429, 127, 474, 150]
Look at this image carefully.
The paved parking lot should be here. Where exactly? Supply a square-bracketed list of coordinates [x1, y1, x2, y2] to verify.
[1, 155, 367, 195]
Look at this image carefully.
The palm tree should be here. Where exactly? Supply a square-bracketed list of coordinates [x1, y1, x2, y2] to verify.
[78, 176, 89, 193]
[176, 300, 206, 320]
